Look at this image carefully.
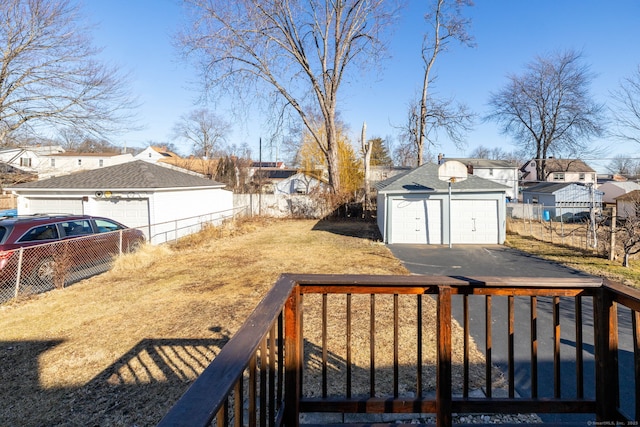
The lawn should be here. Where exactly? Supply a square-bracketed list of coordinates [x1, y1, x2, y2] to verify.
[1, 218, 486, 426]
[505, 232, 640, 288]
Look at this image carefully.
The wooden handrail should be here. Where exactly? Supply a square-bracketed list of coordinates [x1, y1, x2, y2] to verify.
[157, 275, 296, 427]
[158, 273, 640, 427]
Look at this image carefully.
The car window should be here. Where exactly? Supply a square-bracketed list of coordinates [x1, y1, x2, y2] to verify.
[18, 224, 59, 242]
[0, 226, 7, 242]
[94, 219, 124, 233]
[61, 220, 93, 237]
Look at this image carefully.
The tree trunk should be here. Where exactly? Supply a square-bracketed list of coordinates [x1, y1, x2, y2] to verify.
[361, 122, 372, 218]
[623, 253, 630, 268]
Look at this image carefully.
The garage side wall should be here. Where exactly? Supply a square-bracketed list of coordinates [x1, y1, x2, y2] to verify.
[150, 188, 233, 244]
[376, 192, 386, 241]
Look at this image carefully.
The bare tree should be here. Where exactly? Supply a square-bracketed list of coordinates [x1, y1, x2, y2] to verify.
[406, 0, 474, 166]
[486, 49, 605, 179]
[179, 0, 396, 193]
[610, 66, 640, 144]
[392, 140, 417, 167]
[606, 154, 640, 176]
[173, 109, 231, 159]
[615, 193, 640, 267]
[468, 144, 523, 165]
[0, 0, 138, 144]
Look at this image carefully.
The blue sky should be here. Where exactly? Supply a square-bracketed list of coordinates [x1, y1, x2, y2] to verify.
[82, 0, 640, 171]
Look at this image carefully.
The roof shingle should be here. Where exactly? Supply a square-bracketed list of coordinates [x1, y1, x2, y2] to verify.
[375, 163, 509, 193]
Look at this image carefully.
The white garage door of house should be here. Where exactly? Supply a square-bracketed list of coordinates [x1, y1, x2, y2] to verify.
[390, 199, 441, 244]
[93, 198, 150, 230]
[451, 200, 499, 244]
[28, 198, 84, 215]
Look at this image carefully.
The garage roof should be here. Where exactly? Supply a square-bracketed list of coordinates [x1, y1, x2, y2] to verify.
[375, 163, 509, 193]
[6, 160, 226, 190]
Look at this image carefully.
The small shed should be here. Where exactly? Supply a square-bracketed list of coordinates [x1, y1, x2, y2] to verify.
[376, 163, 508, 245]
[521, 182, 603, 219]
[615, 190, 640, 219]
[6, 160, 233, 244]
[598, 181, 640, 205]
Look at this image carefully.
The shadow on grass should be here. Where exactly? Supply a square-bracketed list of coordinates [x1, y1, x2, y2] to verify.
[0, 327, 232, 427]
[312, 217, 382, 240]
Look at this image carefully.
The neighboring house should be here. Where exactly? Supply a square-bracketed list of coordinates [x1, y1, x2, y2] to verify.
[615, 190, 640, 219]
[156, 156, 219, 179]
[598, 181, 640, 205]
[6, 160, 233, 244]
[376, 162, 508, 245]
[520, 158, 597, 185]
[369, 166, 411, 186]
[274, 172, 326, 195]
[0, 145, 65, 174]
[521, 182, 603, 219]
[447, 158, 519, 201]
[0, 146, 134, 179]
[251, 161, 285, 169]
[252, 168, 298, 193]
[38, 152, 134, 179]
[135, 146, 181, 163]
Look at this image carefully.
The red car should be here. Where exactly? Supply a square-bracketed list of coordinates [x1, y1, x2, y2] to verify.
[0, 214, 145, 290]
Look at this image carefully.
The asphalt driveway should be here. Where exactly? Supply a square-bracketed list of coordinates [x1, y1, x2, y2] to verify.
[386, 244, 592, 278]
[387, 243, 630, 423]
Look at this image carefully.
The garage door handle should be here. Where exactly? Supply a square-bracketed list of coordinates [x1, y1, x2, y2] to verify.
[472, 218, 476, 232]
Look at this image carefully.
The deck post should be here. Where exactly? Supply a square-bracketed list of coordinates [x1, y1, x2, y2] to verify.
[594, 286, 620, 422]
[436, 285, 452, 427]
[284, 286, 301, 427]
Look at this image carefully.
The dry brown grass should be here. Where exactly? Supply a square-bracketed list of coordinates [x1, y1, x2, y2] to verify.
[0, 217, 488, 426]
[505, 232, 640, 288]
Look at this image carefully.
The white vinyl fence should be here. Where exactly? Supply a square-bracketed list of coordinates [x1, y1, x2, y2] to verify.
[233, 193, 330, 218]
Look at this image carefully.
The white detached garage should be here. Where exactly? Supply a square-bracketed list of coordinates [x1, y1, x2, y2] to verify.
[376, 163, 508, 245]
[7, 160, 233, 244]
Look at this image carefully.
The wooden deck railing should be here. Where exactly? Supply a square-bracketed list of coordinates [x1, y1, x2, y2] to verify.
[157, 274, 640, 426]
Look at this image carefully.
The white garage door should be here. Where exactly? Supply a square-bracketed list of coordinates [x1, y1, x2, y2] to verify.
[451, 200, 499, 244]
[390, 199, 441, 244]
[92, 198, 150, 230]
[27, 198, 84, 215]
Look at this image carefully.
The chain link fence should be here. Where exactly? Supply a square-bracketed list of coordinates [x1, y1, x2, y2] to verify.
[0, 229, 142, 304]
[506, 202, 615, 256]
[0, 207, 248, 304]
[146, 206, 246, 245]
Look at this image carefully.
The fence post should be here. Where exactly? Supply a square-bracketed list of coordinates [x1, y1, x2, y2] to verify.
[284, 286, 301, 427]
[14, 247, 24, 299]
[593, 285, 620, 422]
[609, 206, 617, 261]
[436, 285, 452, 427]
[118, 230, 123, 255]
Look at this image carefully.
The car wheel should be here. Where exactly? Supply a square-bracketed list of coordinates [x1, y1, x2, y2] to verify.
[31, 258, 56, 288]
[125, 239, 144, 253]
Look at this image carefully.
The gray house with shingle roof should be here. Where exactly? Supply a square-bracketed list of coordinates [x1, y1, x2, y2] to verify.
[376, 163, 509, 245]
[6, 161, 233, 244]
